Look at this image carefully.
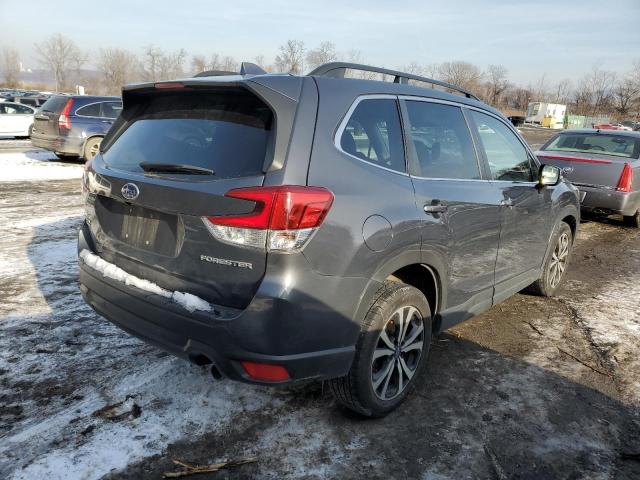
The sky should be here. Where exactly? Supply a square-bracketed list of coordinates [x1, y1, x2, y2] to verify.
[1, 0, 638, 85]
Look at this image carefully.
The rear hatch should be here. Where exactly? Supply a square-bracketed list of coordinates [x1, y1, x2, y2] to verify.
[33, 95, 71, 136]
[536, 132, 639, 188]
[84, 79, 303, 309]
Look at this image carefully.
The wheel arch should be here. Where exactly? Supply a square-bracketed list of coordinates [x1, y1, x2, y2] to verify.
[354, 249, 447, 335]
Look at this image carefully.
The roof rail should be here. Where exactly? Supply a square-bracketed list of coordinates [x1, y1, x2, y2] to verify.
[307, 62, 479, 100]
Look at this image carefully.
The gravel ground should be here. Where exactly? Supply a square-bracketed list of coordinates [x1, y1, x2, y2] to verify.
[0, 135, 639, 479]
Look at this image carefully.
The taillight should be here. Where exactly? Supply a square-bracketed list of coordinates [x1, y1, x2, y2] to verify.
[616, 163, 633, 193]
[203, 185, 334, 251]
[58, 98, 74, 130]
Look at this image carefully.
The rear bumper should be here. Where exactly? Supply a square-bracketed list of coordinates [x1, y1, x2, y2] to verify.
[77, 223, 366, 385]
[577, 185, 640, 216]
[30, 132, 83, 156]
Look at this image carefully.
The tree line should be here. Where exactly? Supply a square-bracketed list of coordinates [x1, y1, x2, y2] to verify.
[1, 34, 639, 120]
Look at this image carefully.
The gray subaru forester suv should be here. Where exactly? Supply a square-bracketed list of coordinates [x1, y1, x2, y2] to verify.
[78, 62, 580, 416]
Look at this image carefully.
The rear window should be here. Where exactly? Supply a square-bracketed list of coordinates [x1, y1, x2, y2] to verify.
[544, 133, 640, 159]
[40, 95, 70, 113]
[102, 89, 273, 179]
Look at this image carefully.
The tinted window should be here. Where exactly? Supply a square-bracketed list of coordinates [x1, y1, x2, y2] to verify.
[405, 101, 480, 179]
[101, 101, 122, 119]
[340, 99, 405, 172]
[102, 90, 273, 179]
[40, 95, 69, 113]
[76, 103, 101, 117]
[470, 111, 533, 182]
[2, 103, 33, 114]
[543, 133, 639, 159]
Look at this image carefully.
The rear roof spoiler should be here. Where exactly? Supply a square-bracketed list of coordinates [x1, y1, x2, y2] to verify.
[193, 62, 267, 78]
[307, 62, 479, 100]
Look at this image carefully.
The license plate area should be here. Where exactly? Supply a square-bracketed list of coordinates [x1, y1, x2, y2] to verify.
[95, 196, 181, 256]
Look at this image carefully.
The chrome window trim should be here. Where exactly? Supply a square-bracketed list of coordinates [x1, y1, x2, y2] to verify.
[75, 101, 122, 119]
[333, 94, 410, 177]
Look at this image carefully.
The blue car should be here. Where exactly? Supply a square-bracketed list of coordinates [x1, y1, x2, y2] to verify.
[31, 95, 122, 161]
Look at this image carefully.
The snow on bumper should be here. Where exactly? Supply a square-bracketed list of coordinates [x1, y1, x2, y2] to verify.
[79, 249, 211, 313]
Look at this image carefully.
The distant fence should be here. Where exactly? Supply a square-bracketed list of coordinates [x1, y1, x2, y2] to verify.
[566, 115, 610, 129]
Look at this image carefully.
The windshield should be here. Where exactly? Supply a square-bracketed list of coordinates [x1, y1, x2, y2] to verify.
[543, 133, 640, 159]
[102, 89, 273, 179]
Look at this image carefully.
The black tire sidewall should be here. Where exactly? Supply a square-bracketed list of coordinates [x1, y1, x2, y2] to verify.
[352, 283, 432, 416]
[623, 211, 640, 228]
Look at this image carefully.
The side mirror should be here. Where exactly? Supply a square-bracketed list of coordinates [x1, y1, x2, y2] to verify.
[538, 164, 561, 188]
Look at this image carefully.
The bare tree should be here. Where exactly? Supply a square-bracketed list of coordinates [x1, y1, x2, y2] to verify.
[1, 47, 20, 87]
[142, 46, 187, 81]
[306, 41, 337, 70]
[275, 40, 305, 74]
[35, 34, 85, 91]
[485, 64, 509, 106]
[552, 78, 573, 104]
[613, 76, 639, 118]
[191, 54, 208, 73]
[438, 61, 482, 92]
[98, 48, 139, 95]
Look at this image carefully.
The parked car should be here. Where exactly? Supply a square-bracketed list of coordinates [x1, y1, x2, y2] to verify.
[536, 129, 640, 227]
[593, 123, 633, 131]
[31, 95, 122, 161]
[78, 62, 579, 416]
[8, 96, 50, 108]
[0, 101, 36, 138]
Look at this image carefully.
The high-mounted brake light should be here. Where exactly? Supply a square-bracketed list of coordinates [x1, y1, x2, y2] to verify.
[202, 186, 334, 251]
[58, 98, 74, 130]
[616, 163, 633, 193]
[536, 154, 612, 165]
[154, 82, 185, 89]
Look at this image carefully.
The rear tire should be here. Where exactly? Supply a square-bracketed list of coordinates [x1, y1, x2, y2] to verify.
[623, 210, 640, 228]
[526, 222, 573, 297]
[329, 281, 432, 417]
[83, 137, 103, 162]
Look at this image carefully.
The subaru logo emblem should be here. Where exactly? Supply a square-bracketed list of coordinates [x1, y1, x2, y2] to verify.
[121, 183, 139, 200]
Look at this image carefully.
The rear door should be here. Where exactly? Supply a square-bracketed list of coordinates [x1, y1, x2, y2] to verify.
[401, 98, 501, 321]
[467, 109, 549, 300]
[85, 83, 297, 309]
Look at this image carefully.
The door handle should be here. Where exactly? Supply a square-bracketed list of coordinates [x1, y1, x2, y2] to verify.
[423, 201, 448, 214]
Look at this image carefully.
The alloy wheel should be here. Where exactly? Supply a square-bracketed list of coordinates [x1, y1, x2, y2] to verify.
[548, 232, 570, 288]
[371, 305, 425, 400]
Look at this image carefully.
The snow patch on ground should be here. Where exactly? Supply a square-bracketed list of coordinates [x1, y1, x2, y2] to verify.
[79, 250, 212, 313]
[0, 151, 82, 182]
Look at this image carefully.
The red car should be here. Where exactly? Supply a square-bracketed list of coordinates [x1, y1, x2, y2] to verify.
[594, 123, 633, 131]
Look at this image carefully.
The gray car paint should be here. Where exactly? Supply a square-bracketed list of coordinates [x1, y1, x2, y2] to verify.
[537, 129, 640, 216]
[79, 70, 580, 384]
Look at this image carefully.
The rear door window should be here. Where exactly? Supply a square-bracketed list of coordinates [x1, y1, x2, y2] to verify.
[339, 98, 405, 173]
[469, 111, 534, 182]
[102, 89, 273, 179]
[404, 101, 480, 179]
[76, 103, 102, 117]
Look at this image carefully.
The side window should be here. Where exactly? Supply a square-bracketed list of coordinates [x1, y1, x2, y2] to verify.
[76, 103, 101, 117]
[405, 101, 480, 179]
[470, 111, 534, 182]
[339, 98, 405, 173]
[14, 104, 33, 114]
[101, 101, 123, 119]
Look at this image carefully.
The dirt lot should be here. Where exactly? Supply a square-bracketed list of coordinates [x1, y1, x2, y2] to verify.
[1, 132, 639, 479]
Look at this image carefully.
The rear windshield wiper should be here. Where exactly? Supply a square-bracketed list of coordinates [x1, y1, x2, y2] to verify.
[139, 162, 215, 176]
